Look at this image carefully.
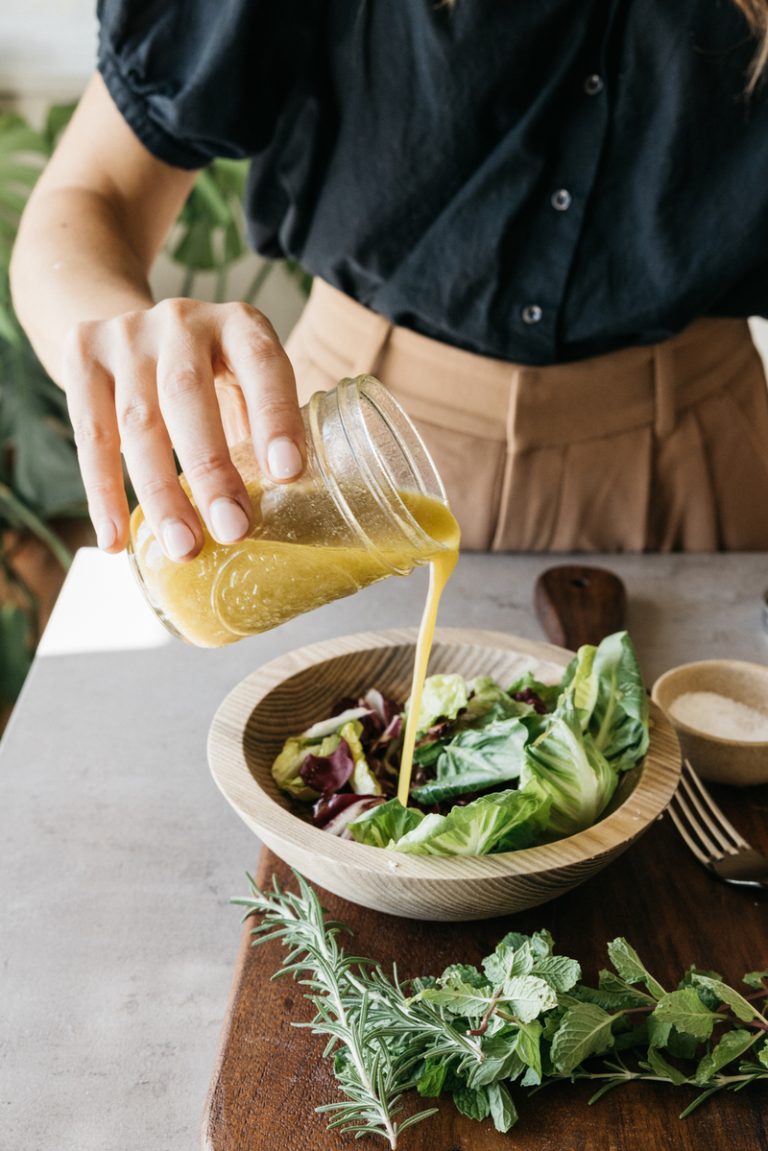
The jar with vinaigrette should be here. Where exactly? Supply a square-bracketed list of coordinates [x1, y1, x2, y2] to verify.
[128, 376, 460, 647]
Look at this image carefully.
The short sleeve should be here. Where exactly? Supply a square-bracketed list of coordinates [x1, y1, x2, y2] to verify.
[97, 0, 316, 169]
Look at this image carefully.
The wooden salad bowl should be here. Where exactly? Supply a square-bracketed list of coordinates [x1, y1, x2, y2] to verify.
[207, 628, 681, 920]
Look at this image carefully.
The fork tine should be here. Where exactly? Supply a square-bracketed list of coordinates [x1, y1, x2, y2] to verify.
[681, 760, 748, 849]
[667, 798, 715, 866]
[669, 788, 724, 860]
[676, 773, 736, 856]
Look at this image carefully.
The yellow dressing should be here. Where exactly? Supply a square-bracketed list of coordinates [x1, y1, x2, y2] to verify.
[129, 485, 459, 647]
[396, 510, 460, 805]
[130, 481, 460, 805]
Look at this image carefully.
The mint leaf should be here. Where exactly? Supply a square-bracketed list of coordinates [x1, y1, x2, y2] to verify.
[514, 1020, 543, 1084]
[502, 975, 558, 1023]
[651, 989, 719, 1042]
[581, 973, 653, 1012]
[694, 1030, 757, 1085]
[496, 928, 554, 958]
[550, 1003, 617, 1074]
[482, 941, 534, 984]
[607, 938, 665, 1000]
[416, 1058, 449, 1097]
[677, 967, 723, 1011]
[470, 1033, 525, 1087]
[440, 963, 491, 991]
[487, 1081, 518, 1133]
[644, 1047, 688, 1085]
[743, 971, 768, 990]
[646, 1013, 681, 1052]
[690, 974, 762, 1024]
[414, 983, 494, 1019]
[532, 955, 582, 993]
[758, 1040, 768, 1068]
[452, 1084, 490, 1122]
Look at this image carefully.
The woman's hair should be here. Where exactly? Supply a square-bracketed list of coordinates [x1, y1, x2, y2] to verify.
[733, 0, 768, 92]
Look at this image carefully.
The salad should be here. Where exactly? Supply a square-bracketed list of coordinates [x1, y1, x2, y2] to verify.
[270, 631, 649, 857]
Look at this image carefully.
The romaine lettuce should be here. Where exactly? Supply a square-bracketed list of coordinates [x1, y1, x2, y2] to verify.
[391, 785, 551, 856]
[348, 797, 425, 848]
[411, 673, 468, 734]
[520, 708, 617, 837]
[560, 632, 649, 771]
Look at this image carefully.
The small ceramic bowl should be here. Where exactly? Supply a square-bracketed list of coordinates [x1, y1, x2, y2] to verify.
[208, 628, 681, 920]
[651, 659, 768, 787]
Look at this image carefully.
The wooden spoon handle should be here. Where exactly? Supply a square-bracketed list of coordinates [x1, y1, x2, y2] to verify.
[534, 564, 627, 650]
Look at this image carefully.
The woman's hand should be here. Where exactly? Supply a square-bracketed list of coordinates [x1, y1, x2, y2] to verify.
[10, 73, 306, 561]
[63, 297, 305, 559]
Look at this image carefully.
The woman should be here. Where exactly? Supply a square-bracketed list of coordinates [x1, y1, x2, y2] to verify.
[10, 1, 768, 557]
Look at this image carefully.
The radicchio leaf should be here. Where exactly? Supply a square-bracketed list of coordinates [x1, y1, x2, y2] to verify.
[362, 688, 401, 726]
[512, 687, 548, 715]
[322, 796, 386, 838]
[313, 790, 374, 827]
[299, 739, 355, 795]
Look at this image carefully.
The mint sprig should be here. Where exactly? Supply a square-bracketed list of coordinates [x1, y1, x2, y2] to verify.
[234, 874, 768, 1147]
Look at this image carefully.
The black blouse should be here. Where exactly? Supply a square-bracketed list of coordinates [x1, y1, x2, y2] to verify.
[97, 0, 768, 365]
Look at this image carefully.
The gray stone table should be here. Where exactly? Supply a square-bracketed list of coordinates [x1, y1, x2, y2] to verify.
[1, 549, 766, 1150]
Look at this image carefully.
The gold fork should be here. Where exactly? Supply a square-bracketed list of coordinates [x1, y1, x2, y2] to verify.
[667, 760, 768, 889]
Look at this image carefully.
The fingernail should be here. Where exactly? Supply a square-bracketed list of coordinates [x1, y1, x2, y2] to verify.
[161, 519, 196, 560]
[96, 520, 117, 550]
[267, 436, 303, 480]
[210, 498, 250, 544]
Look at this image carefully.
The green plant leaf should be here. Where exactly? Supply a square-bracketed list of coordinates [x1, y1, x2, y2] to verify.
[690, 975, 763, 1023]
[452, 1084, 490, 1122]
[550, 1003, 617, 1074]
[487, 1081, 518, 1132]
[694, 1030, 757, 1085]
[0, 600, 34, 699]
[650, 989, 720, 1043]
[644, 1046, 688, 1085]
[416, 1058, 448, 1097]
[606, 938, 666, 999]
[501, 975, 558, 1024]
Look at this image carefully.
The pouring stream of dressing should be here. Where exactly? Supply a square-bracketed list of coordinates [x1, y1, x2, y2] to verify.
[396, 518, 460, 806]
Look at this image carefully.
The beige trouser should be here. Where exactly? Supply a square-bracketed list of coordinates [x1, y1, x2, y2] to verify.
[285, 279, 768, 552]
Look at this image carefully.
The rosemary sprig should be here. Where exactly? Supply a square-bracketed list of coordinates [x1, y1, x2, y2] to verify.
[233, 873, 455, 1147]
[234, 873, 768, 1148]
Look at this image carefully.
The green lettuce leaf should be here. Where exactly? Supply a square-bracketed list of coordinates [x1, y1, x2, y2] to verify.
[391, 785, 550, 856]
[340, 721, 383, 795]
[561, 632, 649, 770]
[410, 716, 529, 804]
[520, 709, 617, 837]
[463, 676, 536, 726]
[348, 797, 424, 848]
[411, 673, 468, 734]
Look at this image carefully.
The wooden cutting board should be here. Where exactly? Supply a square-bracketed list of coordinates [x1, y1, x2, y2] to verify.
[202, 786, 768, 1151]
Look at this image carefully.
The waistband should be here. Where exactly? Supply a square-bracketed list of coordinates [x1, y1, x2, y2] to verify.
[298, 279, 756, 447]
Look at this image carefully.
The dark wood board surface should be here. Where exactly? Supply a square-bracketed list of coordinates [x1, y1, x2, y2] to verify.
[202, 787, 768, 1151]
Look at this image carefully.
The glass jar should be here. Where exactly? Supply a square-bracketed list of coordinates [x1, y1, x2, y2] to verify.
[128, 376, 459, 647]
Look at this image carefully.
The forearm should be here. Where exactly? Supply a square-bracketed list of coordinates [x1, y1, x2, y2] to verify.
[10, 185, 155, 385]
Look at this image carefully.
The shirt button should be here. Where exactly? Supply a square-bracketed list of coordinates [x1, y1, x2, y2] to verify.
[522, 304, 543, 325]
[584, 73, 604, 96]
[551, 188, 572, 212]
